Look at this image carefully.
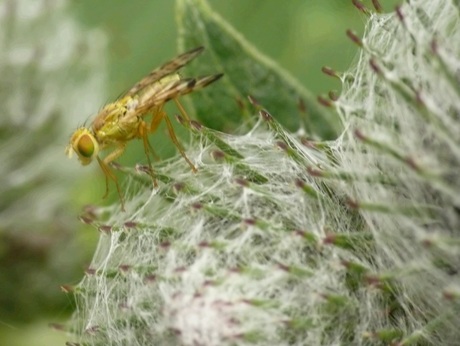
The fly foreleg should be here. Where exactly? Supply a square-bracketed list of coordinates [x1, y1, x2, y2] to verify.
[97, 143, 126, 210]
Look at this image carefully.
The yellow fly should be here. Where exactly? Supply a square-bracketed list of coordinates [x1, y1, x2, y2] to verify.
[65, 46, 223, 210]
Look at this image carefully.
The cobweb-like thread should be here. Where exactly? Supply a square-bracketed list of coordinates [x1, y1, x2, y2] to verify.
[336, 0, 460, 344]
[70, 1, 460, 345]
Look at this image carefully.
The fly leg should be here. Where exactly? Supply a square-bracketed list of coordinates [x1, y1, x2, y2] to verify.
[138, 119, 159, 187]
[97, 143, 126, 210]
[163, 113, 197, 172]
[174, 98, 191, 123]
[140, 105, 197, 177]
[172, 98, 197, 171]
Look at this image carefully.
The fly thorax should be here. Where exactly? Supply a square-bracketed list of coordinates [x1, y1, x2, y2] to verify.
[126, 97, 139, 111]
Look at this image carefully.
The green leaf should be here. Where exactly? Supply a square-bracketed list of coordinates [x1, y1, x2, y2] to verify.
[175, 0, 339, 139]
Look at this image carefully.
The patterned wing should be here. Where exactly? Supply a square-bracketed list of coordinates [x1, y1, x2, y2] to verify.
[134, 73, 224, 115]
[123, 46, 205, 97]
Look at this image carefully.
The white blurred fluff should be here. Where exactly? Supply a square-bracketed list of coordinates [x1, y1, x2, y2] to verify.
[0, 0, 108, 229]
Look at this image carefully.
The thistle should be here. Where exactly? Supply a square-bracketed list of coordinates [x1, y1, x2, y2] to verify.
[68, 0, 460, 345]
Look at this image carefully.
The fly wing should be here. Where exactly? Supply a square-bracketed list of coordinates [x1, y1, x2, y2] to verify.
[123, 46, 205, 97]
[134, 73, 224, 115]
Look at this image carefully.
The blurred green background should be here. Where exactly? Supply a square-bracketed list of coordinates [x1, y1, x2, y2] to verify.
[74, 1, 358, 98]
[0, 0, 398, 345]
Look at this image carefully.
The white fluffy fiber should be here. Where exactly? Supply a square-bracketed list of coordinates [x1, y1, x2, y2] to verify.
[336, 0, 460, 343]
[71, 1, 460, 345]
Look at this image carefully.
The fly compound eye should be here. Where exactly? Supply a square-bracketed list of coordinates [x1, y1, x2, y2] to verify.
[77, 134, 95, 158]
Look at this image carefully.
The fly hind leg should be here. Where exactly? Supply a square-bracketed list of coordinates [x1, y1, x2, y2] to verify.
[163, 113, 197, 172]
[147, 107, 197, 172]
[174, 98, 191, 123]
[172, 98, 197, 171]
